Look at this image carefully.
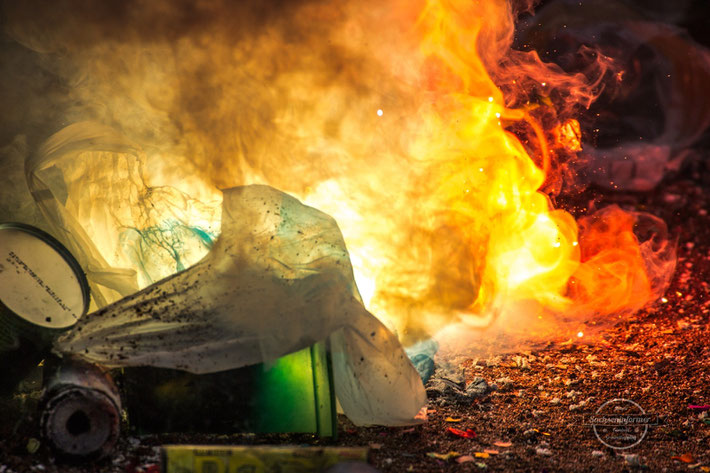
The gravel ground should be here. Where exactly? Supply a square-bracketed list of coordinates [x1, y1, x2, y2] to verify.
[1, 165, 709, 473]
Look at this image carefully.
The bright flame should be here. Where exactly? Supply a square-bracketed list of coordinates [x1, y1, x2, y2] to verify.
[303, 0, 673, 341]
[6, 0, 676, 345]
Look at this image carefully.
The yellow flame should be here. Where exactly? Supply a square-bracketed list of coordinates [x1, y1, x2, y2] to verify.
[10, 0, 673, 344]
[300, 0, 584, 339]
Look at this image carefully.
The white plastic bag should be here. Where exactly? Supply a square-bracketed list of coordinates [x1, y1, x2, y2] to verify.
[35, 124, 425, 426]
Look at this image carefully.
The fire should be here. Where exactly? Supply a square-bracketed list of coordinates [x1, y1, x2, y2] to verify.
[8, 0, 675, 345]
[304, 0, 674, 341]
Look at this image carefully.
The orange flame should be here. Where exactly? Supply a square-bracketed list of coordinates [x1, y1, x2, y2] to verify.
[5, 0, 676, 345]
[303, 0, 674, 341]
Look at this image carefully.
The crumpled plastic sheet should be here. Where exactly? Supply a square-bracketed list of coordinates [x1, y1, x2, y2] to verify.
[26, 122, 222, 308]
[30, 123, 426, 426]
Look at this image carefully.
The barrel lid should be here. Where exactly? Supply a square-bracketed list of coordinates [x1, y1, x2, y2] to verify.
[0, 223, 90, 330]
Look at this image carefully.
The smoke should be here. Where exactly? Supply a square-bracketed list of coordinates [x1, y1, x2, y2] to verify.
[0, 0, 677, 349]
[1, 0, 412, 194]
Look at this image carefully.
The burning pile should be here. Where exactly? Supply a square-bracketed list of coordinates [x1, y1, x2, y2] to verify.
[2, 0, 688, 358]
[5, 0, 710, 465]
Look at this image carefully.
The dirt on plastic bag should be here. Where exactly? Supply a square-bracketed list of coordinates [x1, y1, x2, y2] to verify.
[25, 122, 425, 426]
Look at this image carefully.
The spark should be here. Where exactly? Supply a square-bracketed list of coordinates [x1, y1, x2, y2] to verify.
[661, 297, 668, 303]
[377, 109, 383, 116]
[577, 331, 584, 338]
[488, 96, 493, 102]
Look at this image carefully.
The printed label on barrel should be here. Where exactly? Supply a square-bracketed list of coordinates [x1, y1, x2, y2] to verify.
[0, 228, 84, 329]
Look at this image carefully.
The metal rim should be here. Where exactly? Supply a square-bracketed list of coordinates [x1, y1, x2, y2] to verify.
[0, 222, 91, 327]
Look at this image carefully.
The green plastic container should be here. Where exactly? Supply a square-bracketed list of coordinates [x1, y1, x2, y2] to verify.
[116, 342, 337, 437]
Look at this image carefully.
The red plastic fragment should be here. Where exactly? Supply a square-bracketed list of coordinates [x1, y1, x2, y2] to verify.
[446, 427, 477, 439]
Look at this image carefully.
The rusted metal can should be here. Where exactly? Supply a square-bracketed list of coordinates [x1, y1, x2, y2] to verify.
[40, 356, 122, 460]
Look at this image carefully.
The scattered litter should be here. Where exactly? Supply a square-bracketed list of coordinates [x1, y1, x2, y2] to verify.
[672, 453, 696, 463]
[535, 447, 552, 456]
[445, 417, 463, 423]
[513, 356, 530, 370]
[688, 405, 710, 411]
[26, 438, 40, 454]
[495, 377, 514, 392]
[447, 427, 477, 439]
[483, 449, 499, 455]
[427, 451, 460, 461]
[591, 450, 605, 457]
[550, 397, 561, 405]
[486, 356, 502, 367]
[570, 397, 594, 411]
[368, 443, 382, 450]
[474, 452, 489, 458]
[427, 373, 489, 403]
[133, 465, 159, 473]
[532, 410, 545, 417]
[466, 377, 490, 397]
[475, 462, 487, 469]
[456, 455, 475, 464]
[493, 441, 512, 448]
[622, 454, 641, 467]
[438, 363, 466, 385]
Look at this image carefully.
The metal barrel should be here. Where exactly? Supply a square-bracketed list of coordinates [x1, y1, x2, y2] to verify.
[0, 223, 90, 394]
[40, 356, 122, 460]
